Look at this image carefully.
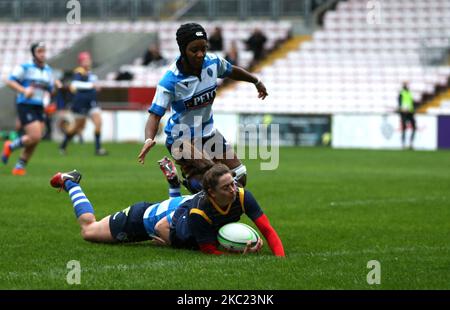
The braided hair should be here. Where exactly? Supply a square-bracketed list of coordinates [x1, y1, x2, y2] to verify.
[176, 23, 208, 66]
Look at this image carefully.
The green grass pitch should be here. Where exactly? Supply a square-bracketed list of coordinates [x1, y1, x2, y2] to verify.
[0, 142, 449, 289]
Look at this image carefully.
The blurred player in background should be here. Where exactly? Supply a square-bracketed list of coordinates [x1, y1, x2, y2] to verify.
[2, 42, 55, 175]
[59, 51, 108, 156]
[398, 82, 416, 149]
[138, 23, 268, 193]
[42, 79, 62, 140]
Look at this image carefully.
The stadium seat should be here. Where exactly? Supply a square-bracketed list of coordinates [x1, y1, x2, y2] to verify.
[214, 0, 450, 114]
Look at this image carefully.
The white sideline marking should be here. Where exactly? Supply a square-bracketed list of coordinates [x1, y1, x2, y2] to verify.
[4, 245, 448, 281]
[297, 245, 450, 258]
[329, 196, 447, 207]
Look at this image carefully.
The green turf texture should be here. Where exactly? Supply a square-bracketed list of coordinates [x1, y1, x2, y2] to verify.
[0, 142, 449, 289]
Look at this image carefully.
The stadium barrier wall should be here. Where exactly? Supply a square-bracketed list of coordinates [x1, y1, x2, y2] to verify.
[332, 113, 438, 151]
[238, 114, 331, 146]
[437, 115, 450, 149]
[51, 111, 238, 145]
[51, 111, 449, 150]
[0, 85, 17, 130]
[52, 111, 331, 147]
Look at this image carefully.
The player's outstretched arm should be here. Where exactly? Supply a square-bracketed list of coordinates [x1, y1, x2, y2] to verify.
[228, 65, 268, 100]
[138, 113, 161, 164]
[253, 214, 285, 257]
[243, 190, 285, 257]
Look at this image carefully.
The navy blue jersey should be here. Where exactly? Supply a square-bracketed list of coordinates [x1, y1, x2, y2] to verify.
[170, 188, 263, 248]
[70, 66, 97, 102]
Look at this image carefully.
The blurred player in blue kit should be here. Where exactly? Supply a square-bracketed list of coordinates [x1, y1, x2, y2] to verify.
[2, 42, 55, 175]
[59, 51, 108, 156]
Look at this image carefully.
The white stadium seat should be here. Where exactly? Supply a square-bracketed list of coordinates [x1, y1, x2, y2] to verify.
[214, 0, 450, 114]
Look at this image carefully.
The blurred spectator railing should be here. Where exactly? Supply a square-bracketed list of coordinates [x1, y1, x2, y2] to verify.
[0, 0, 327, 21]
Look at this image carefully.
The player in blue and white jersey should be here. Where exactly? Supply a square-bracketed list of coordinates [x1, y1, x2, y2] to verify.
[138, 23, 268, 193]
[2, 42, 55, 176]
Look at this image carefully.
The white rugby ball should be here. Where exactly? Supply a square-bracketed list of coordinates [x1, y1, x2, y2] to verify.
[217, 222, 260, 252]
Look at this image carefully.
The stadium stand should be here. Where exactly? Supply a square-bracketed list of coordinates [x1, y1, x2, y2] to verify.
[1, 0, 449, 115]
[0, 20, 291, 88]
[423, 89, 450, 114]
[102, 21, 292, 87]
[213, 0, 450, 114]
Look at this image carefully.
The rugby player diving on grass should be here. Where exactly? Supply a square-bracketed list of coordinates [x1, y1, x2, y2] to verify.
[50, 158, 284, 256]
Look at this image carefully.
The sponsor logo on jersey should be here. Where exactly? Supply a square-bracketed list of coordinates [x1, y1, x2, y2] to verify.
[184, 88, 216, 110]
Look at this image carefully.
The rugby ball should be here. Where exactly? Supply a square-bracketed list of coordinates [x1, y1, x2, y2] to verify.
[217, 223, 260, 252]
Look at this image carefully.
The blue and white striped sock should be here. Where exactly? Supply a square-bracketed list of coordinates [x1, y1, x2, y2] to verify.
[14, 158, 27, 170]
[169, 185, 181, 198]
[9, 137, 24, 151]
[64, 180, 94, 218]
